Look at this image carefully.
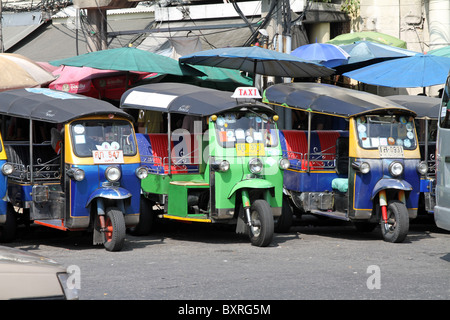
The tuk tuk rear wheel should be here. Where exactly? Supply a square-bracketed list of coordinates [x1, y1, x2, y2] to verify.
[0, 204, 17, 243]
[129, 197, 155, 236]
[380, 200, 409, 243]
[248, 200, 274, 247]
[101, 208, 126, 252]
[275, 196, 293, 233]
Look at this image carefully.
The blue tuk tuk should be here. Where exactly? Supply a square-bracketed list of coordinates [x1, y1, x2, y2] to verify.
[0, 88, 146, 251]
[263, 83, 423, 243]
[387, 95, 440, 215]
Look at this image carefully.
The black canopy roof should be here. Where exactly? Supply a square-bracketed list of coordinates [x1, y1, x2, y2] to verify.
[386, 95, 440, 120]
[263, 82, 415, 118]
[0, 88, 131, 123]
[120, 83, 274, 116]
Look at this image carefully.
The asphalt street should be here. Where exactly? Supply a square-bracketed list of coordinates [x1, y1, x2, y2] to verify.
[5, 214, 450, 303]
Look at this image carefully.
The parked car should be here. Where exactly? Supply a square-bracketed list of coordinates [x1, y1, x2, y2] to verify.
[0, 245, 79, 300]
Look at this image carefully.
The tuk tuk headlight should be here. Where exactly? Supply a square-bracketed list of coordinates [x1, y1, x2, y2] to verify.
[212, 159, 230, 172]
[218, 160, 230, 172]
[67, 168, 85, 181]
[417, 161, 428, 176]
[1, 162, 14, 175]
[105, 166, 121, 182]
[352, 161, 370, 174]
[389, 161, 403, 177]
[279, 158, 290, 170]
[135, 166, 148, 180]
[248, 158, 263, 174]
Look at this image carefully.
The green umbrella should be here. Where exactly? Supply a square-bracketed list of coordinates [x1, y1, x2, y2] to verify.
[327, 31, 407, 49]
[428, 46, 450, 57]
[50, 47, 204, 77]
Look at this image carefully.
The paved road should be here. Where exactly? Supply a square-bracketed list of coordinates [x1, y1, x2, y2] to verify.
[5, 214, 450, 302]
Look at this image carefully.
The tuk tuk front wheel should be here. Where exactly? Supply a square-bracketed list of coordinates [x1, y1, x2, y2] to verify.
[99, 208, 126, 252]
[380, 200, 409, 243]
[247, 200, 274, 247]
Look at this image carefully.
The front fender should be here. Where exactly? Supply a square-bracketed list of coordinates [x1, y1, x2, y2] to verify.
[227, 179, 274, 199]
[371, 178, 413, 200]
[86, 187, 132, 208]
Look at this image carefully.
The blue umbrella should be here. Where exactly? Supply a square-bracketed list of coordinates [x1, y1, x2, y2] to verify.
[342, 54, 450, 88]
[290, 42, 350, 68]
[334, 41, 418, 73]
[180, 46, 334, 84]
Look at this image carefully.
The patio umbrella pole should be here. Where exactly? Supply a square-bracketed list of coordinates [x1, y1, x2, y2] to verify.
[252, 62, 257, 87]
[307, 111, 311, 173]
[167, 112, 171, 176]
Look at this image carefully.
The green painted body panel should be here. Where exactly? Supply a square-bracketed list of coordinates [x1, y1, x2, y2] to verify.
[141, 114, 284, 221]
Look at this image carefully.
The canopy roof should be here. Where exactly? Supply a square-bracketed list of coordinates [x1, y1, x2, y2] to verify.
[262, 82, 415, 118]
[120, 83, 274, 116]
[386, 95, 441, 120]
[0, 88, 131, 123]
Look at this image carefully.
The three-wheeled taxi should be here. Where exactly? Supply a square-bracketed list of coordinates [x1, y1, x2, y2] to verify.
[388, 95, 440, 215]
[120, 83, 287, 247]
[0, 137, 14, 242]
[0, 88, 146, 251]
[263, 83, 422, 243]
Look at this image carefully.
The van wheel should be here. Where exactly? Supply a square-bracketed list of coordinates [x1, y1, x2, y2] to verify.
[248, 200, 274, 247]
[380, 200, 409, 243]
[102, 208, 126, 252]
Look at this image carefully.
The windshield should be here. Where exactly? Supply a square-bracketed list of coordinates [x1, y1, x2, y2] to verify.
[214, 112, 278, 148]
[71, 120, 137, 157]
[356, 115, 417, 150]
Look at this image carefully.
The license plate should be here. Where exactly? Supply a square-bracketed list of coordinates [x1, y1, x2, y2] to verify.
[378, 146, 404, 158]
[236, 143, 265, 157]
[92, 150, 124, 164]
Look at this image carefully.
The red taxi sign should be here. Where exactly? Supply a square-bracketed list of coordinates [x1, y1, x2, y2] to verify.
[231, 87, 261, 99]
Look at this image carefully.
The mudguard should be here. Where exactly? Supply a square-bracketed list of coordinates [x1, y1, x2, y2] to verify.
[227, 179, 274, 199]
[371, 179, 413, 200]
[86, 187, 132, 207]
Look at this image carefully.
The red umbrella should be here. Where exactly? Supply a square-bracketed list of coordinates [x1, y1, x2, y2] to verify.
[49, 65, 154, 100]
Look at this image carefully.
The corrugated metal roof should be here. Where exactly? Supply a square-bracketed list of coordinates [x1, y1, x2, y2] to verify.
[9, 17, 152, 61]
[52, 4, 154, 19]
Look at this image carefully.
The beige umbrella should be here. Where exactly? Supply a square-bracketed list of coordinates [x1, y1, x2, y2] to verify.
[0, 53, 55, 91]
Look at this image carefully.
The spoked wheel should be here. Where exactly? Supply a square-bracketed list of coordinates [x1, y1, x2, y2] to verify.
[380, 200, 409, 243]
[97, 207, 126, 252]
[247, 200, 274, 247]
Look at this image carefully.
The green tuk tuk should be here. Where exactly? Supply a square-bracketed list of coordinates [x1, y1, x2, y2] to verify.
[120, 83, 289, 246]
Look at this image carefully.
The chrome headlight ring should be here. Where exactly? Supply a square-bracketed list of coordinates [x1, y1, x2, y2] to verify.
[248, 158, 263, 174]
[389, 161, 404, 177]
[105, 166, 121, 182]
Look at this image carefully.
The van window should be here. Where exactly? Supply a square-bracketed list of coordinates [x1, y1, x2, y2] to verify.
[440, 77, 450, 129]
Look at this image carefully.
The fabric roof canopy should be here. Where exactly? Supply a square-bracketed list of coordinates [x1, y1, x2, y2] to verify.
[120, 82, 273, 116]
[0, 88, 131, 123]
[386, 95, 440, 120]
[262, 82, 414, 118]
